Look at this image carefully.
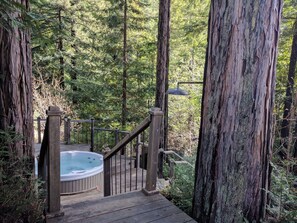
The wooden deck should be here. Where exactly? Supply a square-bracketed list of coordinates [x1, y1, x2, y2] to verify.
[48, 190, 196, 223]
[35, 143, 147, 196]
[35, 143, 195, 222]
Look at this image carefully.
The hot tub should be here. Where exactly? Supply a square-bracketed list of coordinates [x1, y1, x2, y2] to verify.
[60, 151, 103, 195]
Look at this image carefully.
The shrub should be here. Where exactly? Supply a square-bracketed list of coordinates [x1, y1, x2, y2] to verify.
[267, 162, 297, 222]
[0, 129, 44, 222]
[161, 157, 195, 216]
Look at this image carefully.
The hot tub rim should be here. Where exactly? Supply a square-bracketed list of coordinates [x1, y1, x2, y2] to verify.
[60, 151, 103, 182]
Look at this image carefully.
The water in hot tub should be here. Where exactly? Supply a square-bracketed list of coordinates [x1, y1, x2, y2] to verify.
[61, 152, 103, 175]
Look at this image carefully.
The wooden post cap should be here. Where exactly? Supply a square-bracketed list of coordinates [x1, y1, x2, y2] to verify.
[149, 107, 163, 116]
[46, 106, 63, 116]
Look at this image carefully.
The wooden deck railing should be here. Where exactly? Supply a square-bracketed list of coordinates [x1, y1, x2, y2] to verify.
[36, 107, 162, 203]
[104, 108, 163, 196]
[37, 106, 63, 218]
[34, 117, 130, 152]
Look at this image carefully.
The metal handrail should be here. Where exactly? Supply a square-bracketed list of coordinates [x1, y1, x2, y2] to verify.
[104, 116, 151, 160]
[103, 116, 151, 196]
[104, 108, 163, 197]
[161, 149, 194, 168]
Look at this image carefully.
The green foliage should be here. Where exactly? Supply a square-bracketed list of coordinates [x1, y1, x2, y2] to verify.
[161, 157, 195, 216]
[31, 0, 159, 128]
[0, 0, 32, 30]
[167, 0, 209, 155]
[272, 2, 297, 220]
[267, 162, 297, 222]
[31, 0, 211, 154]
[275, 0, 297, 119]
[0, 129, 44, 222]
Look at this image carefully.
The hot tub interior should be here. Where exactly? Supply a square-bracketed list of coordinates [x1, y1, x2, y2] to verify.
[60, 151, 104, 195]
[61, 151, 103, 176]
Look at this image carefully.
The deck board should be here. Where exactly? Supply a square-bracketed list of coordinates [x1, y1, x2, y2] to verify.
[48, 191, 196, 223]
[77, 199, 171, 223]
[109, 205, 182, 223]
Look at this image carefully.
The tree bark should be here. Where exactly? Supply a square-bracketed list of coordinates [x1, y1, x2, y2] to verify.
[58, 7, 65, 89]
[283, 19, 297, 158]
[0, 0, 33, 157]
[293, 114, 297, 158]
[192, 1, 282, 222]
[70, 0, 78, 104]
[155, 0, 170, 176]
[122, 0, 128, 129]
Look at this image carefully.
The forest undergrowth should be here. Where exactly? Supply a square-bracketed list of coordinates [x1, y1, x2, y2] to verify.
[0, 129, 45, 222]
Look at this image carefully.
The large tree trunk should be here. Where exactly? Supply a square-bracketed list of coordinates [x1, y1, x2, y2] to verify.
[0, 0, 33, 157]
[155, 0, 170, 176]
[192, 1, 282, 222]
[283, 19, 297, 158]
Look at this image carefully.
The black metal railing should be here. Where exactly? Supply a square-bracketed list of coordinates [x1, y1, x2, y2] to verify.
[34, 117, 130, 152]
[64, 118, 92, 145]
[106, 129, 149, 196]
[93, 128, 129, 153]
[104, 108, 163, 197]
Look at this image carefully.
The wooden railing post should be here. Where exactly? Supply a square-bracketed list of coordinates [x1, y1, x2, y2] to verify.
[104, 158, 111, 196]
[46, 106, 63, 217]
[37, 116, 41, 143]
[143, 108, 163, 195]
[66, 118, 71, 144]
[90, 118, 95, 152]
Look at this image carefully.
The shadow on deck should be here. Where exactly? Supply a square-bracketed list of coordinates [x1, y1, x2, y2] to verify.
[48, 190, 196, 223]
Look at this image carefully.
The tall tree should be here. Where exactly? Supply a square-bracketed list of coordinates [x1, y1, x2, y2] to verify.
[0, 0, 33, 157]
[58, 6, 65, 89]
[155, 0, 170, 175]
[122, 0, 128, 129]
[70, 0, 78, 104]
[31, 0, 71, 87]
[192, 1, 282, 222]
[281, 18, 297, 158]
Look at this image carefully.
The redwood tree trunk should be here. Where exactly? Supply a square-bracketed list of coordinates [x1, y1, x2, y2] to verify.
[283, 20, 297, 158]
[155, 0, 170, 176]
[0, 0, 33, 157]
[192, 1, 282, 222]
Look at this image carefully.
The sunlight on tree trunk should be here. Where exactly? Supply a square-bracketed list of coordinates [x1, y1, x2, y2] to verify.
[155, 0, 170, 176]
[193, 1, 282, 222]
